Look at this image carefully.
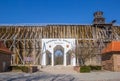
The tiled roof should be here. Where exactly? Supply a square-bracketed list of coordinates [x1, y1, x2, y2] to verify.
[102, 41, 120, 54]
[0, 41, 12, 54]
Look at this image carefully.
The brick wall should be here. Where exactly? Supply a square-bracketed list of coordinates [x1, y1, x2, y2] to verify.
[102, 53, 114, 71]
[113, 54, 120, 71]
[102, 53, 120, 72]
[0, 53, 11, 72]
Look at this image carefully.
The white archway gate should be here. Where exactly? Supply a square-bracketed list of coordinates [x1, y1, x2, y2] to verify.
[41, 39, 76, 66]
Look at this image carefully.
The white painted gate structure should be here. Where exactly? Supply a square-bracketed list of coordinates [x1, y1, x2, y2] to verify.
[41, 39, 76, 66]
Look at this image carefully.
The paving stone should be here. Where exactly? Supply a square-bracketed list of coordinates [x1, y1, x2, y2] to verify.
[0, 71, 120, 81]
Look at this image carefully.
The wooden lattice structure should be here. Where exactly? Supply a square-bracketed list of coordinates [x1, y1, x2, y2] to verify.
[0, 24, 120, 65]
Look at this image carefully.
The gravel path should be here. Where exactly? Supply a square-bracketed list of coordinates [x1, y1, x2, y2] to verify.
[40, 65, 77, 74]
[0, 72, 76, 81]
[0, 71, 120, 81]
[0, 66, 120, 81]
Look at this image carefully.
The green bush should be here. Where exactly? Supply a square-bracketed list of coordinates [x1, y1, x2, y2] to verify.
[80, 66, 91, 73]
[20, 66, 29, 72]
[89, 66, 101, 70]
[11, 66, 29, 73]
[12, 66, 21, 70]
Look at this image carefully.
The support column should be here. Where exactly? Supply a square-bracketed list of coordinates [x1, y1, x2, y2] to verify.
[51, 53, 54, 66]
[71, 53, 76, 66]
[64, 53, 67, 66]
[41, 53, 46, 66]
[72, 55, 76, 66]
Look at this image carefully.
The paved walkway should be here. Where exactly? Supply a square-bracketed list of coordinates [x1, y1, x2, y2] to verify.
[40, 65, 77, 74]
[0, 65, 120, 81]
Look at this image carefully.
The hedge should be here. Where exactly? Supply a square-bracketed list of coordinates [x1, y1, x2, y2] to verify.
[80, 66, 91, 73]
[89, 65, 101, 70]
[11, 66, 29, 72]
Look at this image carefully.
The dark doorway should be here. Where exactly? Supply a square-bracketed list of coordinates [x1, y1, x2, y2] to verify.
[46, 50, 51, 65]
[66, 50, 72, 65]
[54, 45, 64, 65]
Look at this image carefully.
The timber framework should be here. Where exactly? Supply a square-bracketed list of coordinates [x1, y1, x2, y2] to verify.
[0, 11, 120, 66]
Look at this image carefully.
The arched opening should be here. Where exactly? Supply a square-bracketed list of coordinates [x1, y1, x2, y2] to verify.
[46, 50, 51, 65]
[66, 50, 72, 65]
[54, 45, 64, 65]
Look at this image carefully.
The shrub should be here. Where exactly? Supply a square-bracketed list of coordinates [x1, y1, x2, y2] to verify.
[80, 66, 91, 73]
[20, 66, 29, 72]
[11, 66, 29, 73]
[89, 66, 101, 70]
[12, 66, 21, 70]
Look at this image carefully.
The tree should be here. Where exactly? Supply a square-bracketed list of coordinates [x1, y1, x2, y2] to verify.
[74, 41, 97, 66]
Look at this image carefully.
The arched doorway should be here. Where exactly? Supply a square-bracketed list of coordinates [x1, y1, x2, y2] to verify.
[54, 45, 64, 65]
[46, 50, 51, 65]
[66, 50, 72, 65]
[41, 39, 76, 66]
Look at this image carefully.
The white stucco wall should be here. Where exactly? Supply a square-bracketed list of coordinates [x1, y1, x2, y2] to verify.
[41, 38, 76, 66]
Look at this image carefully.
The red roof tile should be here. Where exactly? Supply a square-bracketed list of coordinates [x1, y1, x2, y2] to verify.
[102, 41, 120, 54]
[0, 41, 12, 54]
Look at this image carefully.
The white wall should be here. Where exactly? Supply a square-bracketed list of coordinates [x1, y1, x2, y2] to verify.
[41, 38, 76, 66]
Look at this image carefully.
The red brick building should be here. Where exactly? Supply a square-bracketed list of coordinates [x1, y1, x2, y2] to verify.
[0, 41, 12, 72]
[102, 41, 120, 72]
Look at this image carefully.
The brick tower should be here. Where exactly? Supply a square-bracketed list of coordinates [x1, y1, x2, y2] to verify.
[93, 11, 105, 24]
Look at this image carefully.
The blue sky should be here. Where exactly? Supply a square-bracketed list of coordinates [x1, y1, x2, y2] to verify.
[0, 0, 120, 25]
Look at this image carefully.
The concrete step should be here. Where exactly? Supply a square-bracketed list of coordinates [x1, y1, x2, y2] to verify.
[40, 65, 77, 74]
